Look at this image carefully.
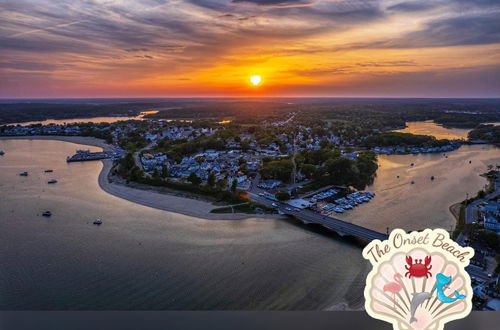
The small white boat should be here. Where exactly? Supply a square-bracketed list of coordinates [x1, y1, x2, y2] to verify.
[93, 218, 103, 225]
[47, 179, 58, 184]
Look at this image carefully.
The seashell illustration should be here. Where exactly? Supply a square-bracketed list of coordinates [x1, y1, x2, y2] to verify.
[365, 248, 471, 330]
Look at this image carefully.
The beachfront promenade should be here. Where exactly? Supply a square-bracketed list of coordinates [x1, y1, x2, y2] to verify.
[249, 194, 388, 242]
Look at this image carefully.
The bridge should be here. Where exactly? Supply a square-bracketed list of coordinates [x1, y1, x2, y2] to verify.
[250, 194, 388, 242]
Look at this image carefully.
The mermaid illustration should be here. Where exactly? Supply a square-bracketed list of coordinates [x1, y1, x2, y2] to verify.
[435, 273, 466, 303]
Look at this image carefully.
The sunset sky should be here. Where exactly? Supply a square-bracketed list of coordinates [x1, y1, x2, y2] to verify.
[1, 0, 499, 98]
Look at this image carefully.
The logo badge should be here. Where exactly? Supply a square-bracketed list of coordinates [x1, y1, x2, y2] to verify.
[363, 228, 474, 330]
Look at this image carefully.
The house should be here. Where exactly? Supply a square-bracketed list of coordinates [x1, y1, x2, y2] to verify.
[482, 202, 500, 216]
[341, 152, 357, 160]
[484, 216, 500, 231]
[258, 180, 282, 189]
[145, 133, 157, 141]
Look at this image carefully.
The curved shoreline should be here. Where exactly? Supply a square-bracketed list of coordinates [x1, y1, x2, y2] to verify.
[0, 136, 281, 221]
[98, 159, 281, 220]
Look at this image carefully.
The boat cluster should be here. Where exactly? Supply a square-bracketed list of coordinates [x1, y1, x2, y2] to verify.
[11, 162, 105, 225]
[18, 170, 58, 184]
[40, 211, 103, 226]
[322, 191, 375, 214]
[372, 143, 459, 155]
[311, 188, 338, 202]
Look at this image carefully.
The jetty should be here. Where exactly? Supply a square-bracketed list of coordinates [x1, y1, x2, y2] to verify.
[66, 149, 112, 162]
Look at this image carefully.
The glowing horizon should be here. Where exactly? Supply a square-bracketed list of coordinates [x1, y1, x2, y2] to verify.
[1, 0, 499, 98]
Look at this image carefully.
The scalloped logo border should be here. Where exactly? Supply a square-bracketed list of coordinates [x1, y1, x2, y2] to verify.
[362, 228, 475, 330]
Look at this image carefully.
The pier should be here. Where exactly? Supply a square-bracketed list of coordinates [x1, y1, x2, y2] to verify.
[66, 149, 112, 162]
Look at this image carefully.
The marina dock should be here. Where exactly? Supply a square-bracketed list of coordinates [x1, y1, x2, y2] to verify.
[66, 149, 112, 162]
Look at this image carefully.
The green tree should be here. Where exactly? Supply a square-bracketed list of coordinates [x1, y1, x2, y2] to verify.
[275, 191, 291, 201]
[240, 140, 250, 151]
[207, 172, 216, 187]
[259, 159, 294, 182]
[354, 151, 378, 187]
[319, 139, 330, 149]
[187, 172, 202, 185]
[217, 179, 228, 190]
[324, 157, 354, 184]
[161, 166, 169, 178]
[231, 179, 238, 193]
[294, 153, 305, 167]
[481, 231, 499, 249]
[301, 164, 316, 179]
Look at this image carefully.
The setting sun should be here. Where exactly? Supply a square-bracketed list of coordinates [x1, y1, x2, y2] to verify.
[250, 75, 262, 86]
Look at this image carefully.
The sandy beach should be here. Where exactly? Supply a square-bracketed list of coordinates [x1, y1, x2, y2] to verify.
[0, 135, 280, 221]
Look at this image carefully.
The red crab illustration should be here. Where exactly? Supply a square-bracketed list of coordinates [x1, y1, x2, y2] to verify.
[405, 255, 432, 278]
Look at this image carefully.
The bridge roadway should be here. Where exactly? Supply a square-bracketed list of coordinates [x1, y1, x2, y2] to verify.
[250, 194, 388, 242]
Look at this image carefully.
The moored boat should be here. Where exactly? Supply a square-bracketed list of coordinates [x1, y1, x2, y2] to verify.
[334, 207, 344, 213]
[19, 171, 28, 176]
[47, 179, 58, 184]
[42, 211, 52, 217]
[44, 169, 53, 173]
[0, 150, 5, 155]
[93, 218, 103, 225]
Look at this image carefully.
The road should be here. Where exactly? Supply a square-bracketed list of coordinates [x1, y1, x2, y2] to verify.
[465, 174, 500, 224]
[466, 265, 493, 283]
[248, 192, 387, 242]
[459, 173, 499, 283]
[290, 135, 297, 185]
[133, 141, 155, 171]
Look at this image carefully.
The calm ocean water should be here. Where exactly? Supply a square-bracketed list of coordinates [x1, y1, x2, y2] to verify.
[0, 139, 367, 310]
[0, 124, 498, 310]
[393, 120, 471, 140]
[338, 144, 500, 232]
